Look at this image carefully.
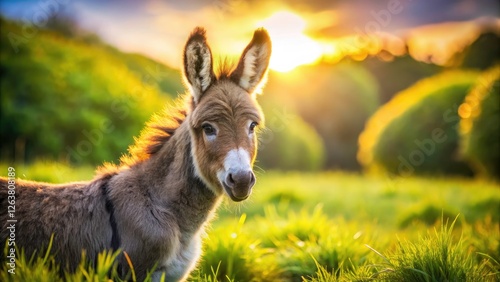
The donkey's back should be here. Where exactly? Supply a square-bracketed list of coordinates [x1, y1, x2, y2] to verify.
[0, 26, 272, 281]
[0, 176, 112, 270]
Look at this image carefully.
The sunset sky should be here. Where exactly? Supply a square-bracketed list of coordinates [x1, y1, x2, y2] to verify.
[1, 0, 499, 71]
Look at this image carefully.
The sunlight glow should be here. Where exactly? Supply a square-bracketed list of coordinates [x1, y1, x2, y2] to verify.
[257, 11, 324, 72]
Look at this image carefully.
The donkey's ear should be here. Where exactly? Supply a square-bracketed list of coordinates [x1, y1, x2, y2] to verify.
[231, 28, 272, 95]
[183, 27, 215, 104]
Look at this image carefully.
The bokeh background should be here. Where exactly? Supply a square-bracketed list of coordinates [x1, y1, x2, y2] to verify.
[1, 0, 499, 179]
[0, 0, 499, 281]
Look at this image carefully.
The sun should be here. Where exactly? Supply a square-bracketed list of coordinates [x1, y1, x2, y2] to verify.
[257, 11, 323, 72]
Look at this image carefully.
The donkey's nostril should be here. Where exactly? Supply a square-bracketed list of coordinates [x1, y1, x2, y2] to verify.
[249, 172, 256, 187]
[230, 171, 252, 187]
[227, 173, 235, 187]
[223, 170, 255, 201]
[224, 170, 256, 189]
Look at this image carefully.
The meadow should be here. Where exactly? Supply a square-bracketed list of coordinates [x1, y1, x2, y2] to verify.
[1, 162, 499, 281]
[1, 12, 499, 282]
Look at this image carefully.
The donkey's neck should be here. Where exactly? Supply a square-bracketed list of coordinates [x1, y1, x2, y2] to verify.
[137, 122, 221, 234]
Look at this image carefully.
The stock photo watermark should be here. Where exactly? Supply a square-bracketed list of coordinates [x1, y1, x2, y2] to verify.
[384, 77, 495, 187]
[353, 0, 406, 36]
[55, 64, 172, 180]
[6, 167, 17, 274]
[258, 107, 293, 150]
[383, 103, 460, 188]
[8, 0, 74, 53]
[335, 0, 413, 58]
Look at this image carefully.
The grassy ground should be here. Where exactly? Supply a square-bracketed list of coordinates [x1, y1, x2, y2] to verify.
[1, 162, 499, 281]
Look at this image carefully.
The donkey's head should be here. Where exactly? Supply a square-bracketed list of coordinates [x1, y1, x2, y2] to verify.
[183, 27, 271, 202]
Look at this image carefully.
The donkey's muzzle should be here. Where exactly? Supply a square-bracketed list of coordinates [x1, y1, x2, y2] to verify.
[223, 169, 255, 202]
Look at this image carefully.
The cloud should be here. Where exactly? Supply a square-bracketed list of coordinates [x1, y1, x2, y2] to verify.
[1, 0, 499, 68]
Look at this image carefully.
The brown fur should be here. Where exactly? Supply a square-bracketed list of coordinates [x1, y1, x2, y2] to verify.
[0, 27, 271, 281]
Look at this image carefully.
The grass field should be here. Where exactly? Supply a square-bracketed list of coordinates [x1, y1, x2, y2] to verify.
[1, 162, 499, 281]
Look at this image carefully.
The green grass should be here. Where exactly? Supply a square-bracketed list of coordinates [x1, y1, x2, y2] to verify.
[0, 161, 95, 183]
[1, 163, 499, 281]
[364, 218, 499, 282]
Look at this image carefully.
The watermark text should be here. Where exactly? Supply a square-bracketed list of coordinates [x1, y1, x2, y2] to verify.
[6, 167, 17, 274]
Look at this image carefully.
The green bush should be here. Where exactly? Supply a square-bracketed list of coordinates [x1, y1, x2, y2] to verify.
[263, 63, 379, 170]
[0, 18, 176, 165]
[257, 113, 325, 171]
[461, 33, 500, 70]
[359, 70, 480, 176]
[459, 65, 500, 179]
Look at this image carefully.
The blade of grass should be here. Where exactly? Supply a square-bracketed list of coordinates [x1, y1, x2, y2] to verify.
[123, 251, 136, 282]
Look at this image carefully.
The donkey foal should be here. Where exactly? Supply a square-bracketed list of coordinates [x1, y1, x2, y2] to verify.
[0, 27, 272, 281]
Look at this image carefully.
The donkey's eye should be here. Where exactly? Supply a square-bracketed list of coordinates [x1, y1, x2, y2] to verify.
[249, 122, 258, 133]
[202, 123, 216, 136]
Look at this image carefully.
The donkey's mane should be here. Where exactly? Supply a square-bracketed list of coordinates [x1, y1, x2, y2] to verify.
[113, 60, 237, 170]
[215, 58, 235, 80]
[117, 102, 187, 168]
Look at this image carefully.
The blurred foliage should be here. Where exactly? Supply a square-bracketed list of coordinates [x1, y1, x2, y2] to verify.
[359, 70, 480, 176]
[43, 15, 185, 97]
[264, 63, 379, 170]
[0, 17, 183, 165]
[398, 204, 459, 229]
[1, 15, 499, 176]
[461, 32, 500, 70]
[257, 113, 325, 171]
[459, 65, 500, 179]
[362, 55, 442, 104]
[0, 160, 95, 183]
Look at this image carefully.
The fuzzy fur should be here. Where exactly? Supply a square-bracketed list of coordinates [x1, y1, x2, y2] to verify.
[0, 27, 271, 281]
